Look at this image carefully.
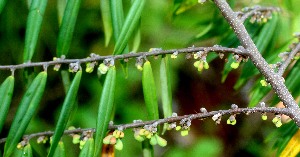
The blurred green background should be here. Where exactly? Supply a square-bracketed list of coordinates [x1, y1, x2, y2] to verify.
[1, 0, 300, 156]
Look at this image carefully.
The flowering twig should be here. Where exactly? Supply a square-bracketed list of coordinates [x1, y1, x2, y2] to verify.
[0, 106, 290, 144]
[277, 42, 300, 76]
[237, 6, 280, 23]
[0, 46, 246, 71]
[213, 0, 300, 127]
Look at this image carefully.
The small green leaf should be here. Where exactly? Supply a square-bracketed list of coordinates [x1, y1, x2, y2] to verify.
[48, 71, 82, 157]
[56, 0, 82, 57]
[94, 67, 116, 157]
[79, 138, 94, 157]
[53, 141, 66, 157]
[21, 144, 33, 157]
[0, 76, 14, 133]
[4, 72, 47, 157]
[100, 0, 112, 46]
[113, 0, 145, 55]
[160, 57, 172, 134]
[142, 61, 159, 120]
[23, 0, 48, 62]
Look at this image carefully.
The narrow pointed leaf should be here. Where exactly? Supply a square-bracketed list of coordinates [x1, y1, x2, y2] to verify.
[160, 57, 172, 134]
[113, 0, 145, 55]
[48, 71, 82, 157]
[23, 0, 48, 62]
[132, 22, 141, 52]
[0, 76, 14, 133]
[56, 0, 81, 57]
[4, 72, 47, 157]
[142, 61, 159, 120]
[53, 141, 66, 157]
[110, 0, 132, 77]
[94, 67, 116, 157]
[79, 138, 94, 157]
[100, 0, 112, 46]
[21, 144, 33, 157]
[57, 0, 68, 25]
[110, 0, 124, 41]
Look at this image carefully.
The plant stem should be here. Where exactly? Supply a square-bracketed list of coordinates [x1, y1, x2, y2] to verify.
[213, 0, 300, 127]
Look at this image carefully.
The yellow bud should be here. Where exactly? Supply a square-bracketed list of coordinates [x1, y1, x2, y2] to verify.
[150, 136, 157, 145]
[72, 134, 81, 144]
[181, 130, 189, 136]
[260, 80, 268, 87]
[98, 63, 109, 74]
[261, 114, 267, 120]
[230, 62, 240, 69]
[114, 139, 123, 150]
[156, 134, 167, 147]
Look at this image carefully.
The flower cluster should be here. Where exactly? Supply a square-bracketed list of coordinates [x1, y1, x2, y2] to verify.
[103, 130, 125, 150]
[133, 122, 167, 147]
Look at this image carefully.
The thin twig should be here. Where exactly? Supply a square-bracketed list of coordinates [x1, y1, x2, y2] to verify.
[0, 46, 246, 71]
[277, 42, 300, 76]
[238, 6, 280, 23]
[213, 0, 300, 127]
[0, 106, 290, 144]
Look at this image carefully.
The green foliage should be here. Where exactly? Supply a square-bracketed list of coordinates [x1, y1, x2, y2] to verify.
[56, 0, 81, 57]
[79, 138, 94, 157]
[113, 0, 145, 55]
[48, 71, 82, 157]
[94, 67, 116, 157]
[0, 76, 14, 133]
[1, 0, 300, 156]
[23, 0, 48, 62]
[0, 0, 7, 14]
[142, 61, 159, 120]
[160, 57, 173, 134]
[53, 141, 66, 157]
[4, 72, 47, 157]
[22, 144, 33, 157]
[100, 0, 112, 47]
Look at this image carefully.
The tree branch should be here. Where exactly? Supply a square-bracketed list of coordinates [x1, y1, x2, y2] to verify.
[0, 106, 290, 144]
[213, 0, 300, 127]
